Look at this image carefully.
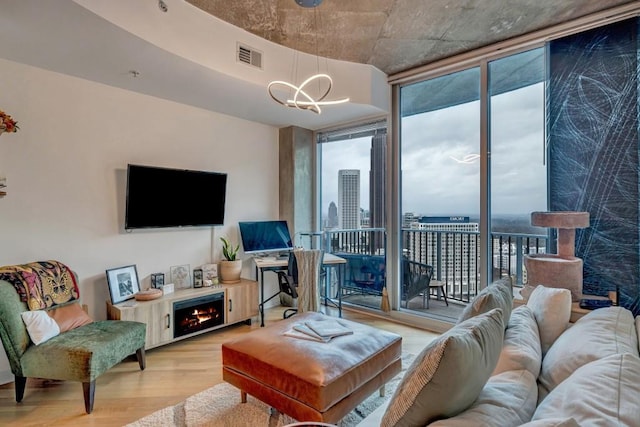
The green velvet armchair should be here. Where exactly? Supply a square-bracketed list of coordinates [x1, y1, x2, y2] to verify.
[0, 272, 146, 414]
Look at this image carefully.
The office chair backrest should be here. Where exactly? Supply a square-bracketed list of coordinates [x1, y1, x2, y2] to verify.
[287, 251, 299, 286]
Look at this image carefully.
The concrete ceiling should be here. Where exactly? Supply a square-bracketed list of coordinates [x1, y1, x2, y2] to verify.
[1, 1, 638, 132]
[186, 0, 637, 75]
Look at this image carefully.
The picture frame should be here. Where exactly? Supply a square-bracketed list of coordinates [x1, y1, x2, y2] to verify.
[202, 263, 218, 281]
[106, 265, 140, 304]
[193, 268, 203, 288]
[150, 272, 165, 289]
[171, 264, 191, 289]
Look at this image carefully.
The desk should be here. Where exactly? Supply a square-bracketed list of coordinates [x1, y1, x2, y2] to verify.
[254, 253, 346, 326]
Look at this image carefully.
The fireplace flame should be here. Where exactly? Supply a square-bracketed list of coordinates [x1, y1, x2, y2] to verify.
[192, 309, 217, 324]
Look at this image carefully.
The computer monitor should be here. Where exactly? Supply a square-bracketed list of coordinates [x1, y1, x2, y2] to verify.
[238, 220, 294, 255]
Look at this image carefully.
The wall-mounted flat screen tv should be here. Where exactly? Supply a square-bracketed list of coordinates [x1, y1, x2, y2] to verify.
[125, 164, 227, 229]
[238, 220, 294, 254]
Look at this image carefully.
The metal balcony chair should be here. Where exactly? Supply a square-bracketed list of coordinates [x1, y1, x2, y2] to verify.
[402, 260, 448, 308]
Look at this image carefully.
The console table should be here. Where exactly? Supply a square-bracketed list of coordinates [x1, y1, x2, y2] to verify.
[253, 253, 346, 326]
[107, 279, 258, 349]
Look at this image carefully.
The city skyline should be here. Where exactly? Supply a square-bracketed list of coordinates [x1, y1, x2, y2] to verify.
[321, 83, 547, 221]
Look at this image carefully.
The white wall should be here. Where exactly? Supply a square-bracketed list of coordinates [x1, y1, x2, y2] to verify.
[0, 58, 281, 381]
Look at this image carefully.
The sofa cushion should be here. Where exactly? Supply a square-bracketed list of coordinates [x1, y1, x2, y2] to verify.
[381, 308, 504, 427]
[493, 305, 542, 378]
[21, 310, 60, 345]
[428, 369, 537, 427]
[636, 315, 640, 354]
[526, 285, 571, 355]
[533, 353, 640, 426]
[458, 278, 512, 327]
[538, 306, 638, 399]
[520, 418, 580, 427]
[20, 320, 146, 382]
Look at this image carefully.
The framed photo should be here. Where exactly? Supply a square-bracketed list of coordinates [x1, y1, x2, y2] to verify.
[193, 268, 203, 288]
[150, 273, 165, 289]
[202, 263, 218, 280]
[106, 265, 140, 304]
[170, 264, 191, 289]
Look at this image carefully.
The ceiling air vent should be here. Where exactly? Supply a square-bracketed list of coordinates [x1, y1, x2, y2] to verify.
[237, 43, 262, 69]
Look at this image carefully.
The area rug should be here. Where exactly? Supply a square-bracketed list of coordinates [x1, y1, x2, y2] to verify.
[126, 352, 414, 427]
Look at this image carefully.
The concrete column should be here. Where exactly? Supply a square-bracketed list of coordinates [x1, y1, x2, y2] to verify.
[279, 126, 314, 244]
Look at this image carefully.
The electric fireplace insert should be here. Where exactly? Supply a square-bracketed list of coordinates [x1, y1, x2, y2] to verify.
[173, 292, 224, 338]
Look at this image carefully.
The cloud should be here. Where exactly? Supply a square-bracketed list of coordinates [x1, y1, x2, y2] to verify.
[320, 82, 547, 219]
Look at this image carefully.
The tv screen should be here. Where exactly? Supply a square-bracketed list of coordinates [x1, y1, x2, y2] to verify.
[125, 164, 227, 229]
[238, 220, 294, 254]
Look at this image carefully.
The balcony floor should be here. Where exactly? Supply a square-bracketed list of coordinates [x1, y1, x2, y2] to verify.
[340, 292, 465, 322]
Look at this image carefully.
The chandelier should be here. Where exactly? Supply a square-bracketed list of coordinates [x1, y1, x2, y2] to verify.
[267, 0, 349, 114]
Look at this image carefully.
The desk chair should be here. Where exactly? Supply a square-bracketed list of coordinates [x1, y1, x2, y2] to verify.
[277, 252, 299, 318]
[276, 249, 324, 318]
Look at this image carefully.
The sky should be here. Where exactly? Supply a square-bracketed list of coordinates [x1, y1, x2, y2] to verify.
[321, 82, 547, 218]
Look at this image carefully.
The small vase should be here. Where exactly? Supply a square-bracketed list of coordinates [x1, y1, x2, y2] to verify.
[219, 260, 242, 284]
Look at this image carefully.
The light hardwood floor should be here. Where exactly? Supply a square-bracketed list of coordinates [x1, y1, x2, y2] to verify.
[0, 307, 439, 427]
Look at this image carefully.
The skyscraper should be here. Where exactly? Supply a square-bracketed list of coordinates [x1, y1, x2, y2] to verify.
[327, 201, 338, 229]
[338, 169, 360, 229]
[369, 133, 386, 251]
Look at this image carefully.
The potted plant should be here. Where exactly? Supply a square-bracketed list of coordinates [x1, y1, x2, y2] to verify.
[219, 237, 242, 284]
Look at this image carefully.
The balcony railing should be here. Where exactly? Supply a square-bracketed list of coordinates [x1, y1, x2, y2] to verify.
[324, 228, 547, 305]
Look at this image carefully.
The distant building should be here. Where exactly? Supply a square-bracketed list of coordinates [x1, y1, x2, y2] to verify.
[338, 169, 360, 229]
[369, 133, 386, 251]
[406, 216, 479, 290]
[402, 212, 418, 229]
[327, 201, 338, 229]
[361, 208, 370, 228]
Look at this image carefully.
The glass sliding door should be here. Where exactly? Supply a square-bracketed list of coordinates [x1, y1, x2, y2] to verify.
[396, 48, 548, 323]
[488, 48, 547, 287]
[399, 67, 481, 320]
[318, 122, 388, 311]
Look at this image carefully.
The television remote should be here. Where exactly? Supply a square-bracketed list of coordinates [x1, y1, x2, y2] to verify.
[579, 298, 612, 310]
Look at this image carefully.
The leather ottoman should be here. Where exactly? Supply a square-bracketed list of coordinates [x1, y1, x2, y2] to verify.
[222, 312, 402, 424]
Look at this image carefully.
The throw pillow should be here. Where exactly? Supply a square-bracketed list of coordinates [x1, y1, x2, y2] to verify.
[21, 310, 61, 345]
[458, 277, 513, 327]
[381, 308, 504, 427]
[538, 306, 638, 399]
[533, 353, 640, 425]
[493, 305, 542, 377]
[526, 285, 571, 355]
[428, 369, 538, 427]
[46, 302, 93, 332]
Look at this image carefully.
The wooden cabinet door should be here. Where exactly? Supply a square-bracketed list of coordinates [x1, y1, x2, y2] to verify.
[226, 281, 258, 324]
[114, 300, 173, 349]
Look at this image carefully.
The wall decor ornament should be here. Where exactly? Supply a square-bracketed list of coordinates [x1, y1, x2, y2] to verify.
[0, 109, 19, 135]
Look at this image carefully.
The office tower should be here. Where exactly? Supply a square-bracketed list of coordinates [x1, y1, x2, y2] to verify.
[327, 201, 338, 229]
[406, 216, 479, 293]
[369, 133, 386, 252]
[338, 169, 360, 229]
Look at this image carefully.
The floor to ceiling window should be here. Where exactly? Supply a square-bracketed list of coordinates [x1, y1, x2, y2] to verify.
[397, 47, 547, 322]
[488, 48, 547, 285]
[399, 68, 480, 321]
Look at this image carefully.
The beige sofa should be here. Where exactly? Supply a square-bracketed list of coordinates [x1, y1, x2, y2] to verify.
[359, 281, 640, 426]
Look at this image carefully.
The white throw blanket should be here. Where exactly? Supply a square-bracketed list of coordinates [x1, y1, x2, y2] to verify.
[294, 249, 323, 313]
